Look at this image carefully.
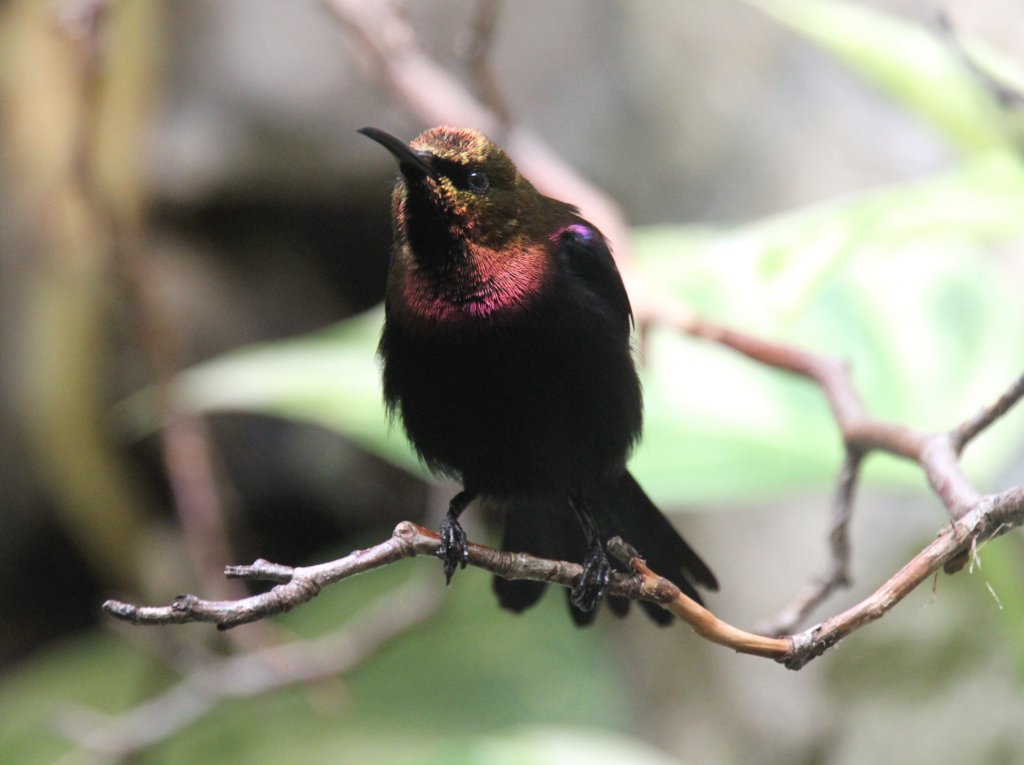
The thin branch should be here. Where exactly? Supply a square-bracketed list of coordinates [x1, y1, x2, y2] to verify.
[607, 539, 789, 659]
[321, 0, 635, 280]
[954, 371, 1024, 450]
[67, 578, 440, 760]
[785, 486, 1024, 670]
[674, 316, 1024, 625]
[108, 522, 792, 659]
[654, 303, 993, 521]
[758, 448, 862, 637]
[458, 0, 510, 125]
[104, 365, 1024, 669]
[106, 474, 1024, 671]
[106, 522, 604, 631]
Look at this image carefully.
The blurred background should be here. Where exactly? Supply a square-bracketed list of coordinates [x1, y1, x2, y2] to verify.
[2, 0, 1024, 763]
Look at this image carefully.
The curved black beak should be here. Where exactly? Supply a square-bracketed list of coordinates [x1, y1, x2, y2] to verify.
[358, 127, 435, 179]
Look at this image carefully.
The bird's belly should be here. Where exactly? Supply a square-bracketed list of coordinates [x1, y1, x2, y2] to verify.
[386, 326, 641, 497]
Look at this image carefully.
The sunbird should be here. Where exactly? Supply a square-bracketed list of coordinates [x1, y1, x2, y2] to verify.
[361, 126, 717, 624]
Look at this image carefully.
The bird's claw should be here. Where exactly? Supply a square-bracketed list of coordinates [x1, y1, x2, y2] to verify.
[438, 514, 469, 584]
[570, 547, 610, 612]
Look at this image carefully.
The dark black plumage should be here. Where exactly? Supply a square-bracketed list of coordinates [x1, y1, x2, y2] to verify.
[361, 125, 717, 624]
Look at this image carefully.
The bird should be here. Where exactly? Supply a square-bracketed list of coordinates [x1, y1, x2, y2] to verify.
[359, 125, 717, 625]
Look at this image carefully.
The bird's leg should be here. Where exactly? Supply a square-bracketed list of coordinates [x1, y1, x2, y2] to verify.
[569, 497, 610, 612]
[438, 490, 475, 584]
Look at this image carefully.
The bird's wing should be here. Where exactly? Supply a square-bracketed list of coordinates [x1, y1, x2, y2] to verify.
[554, 220, 634, 332]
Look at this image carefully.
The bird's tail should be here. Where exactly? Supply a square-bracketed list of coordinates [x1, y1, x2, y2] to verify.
[492, 471, 718, 625]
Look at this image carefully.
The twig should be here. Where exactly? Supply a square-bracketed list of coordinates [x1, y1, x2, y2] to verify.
[458, 0, 510, 126]
[106, 471, 1024, 670]
[784, 486, 1024, 669]
[656, 302, 980, 530]
[321, 0, 635, 279]
[607, 539, 789, 658]
[758, 448, 862, 636]
[106, 522, 596, 630]
[107, 522, 792, 659]
[954, 371, 1024, 450]
[105, 524, 419, 629]
[65, 578, 440, 760]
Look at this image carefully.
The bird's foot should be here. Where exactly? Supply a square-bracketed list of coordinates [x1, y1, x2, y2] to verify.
[437, 513, 469, 584]
[570, 546, 610, 612]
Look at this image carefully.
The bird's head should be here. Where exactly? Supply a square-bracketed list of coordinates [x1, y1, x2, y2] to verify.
[359, 125, 543, 252]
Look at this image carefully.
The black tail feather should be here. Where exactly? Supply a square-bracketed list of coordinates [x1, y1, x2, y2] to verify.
[492, 500, 559, 613]
[599, 471, 719, 600]
[491, 471, 716, 626]
[606, 594, 630, 617]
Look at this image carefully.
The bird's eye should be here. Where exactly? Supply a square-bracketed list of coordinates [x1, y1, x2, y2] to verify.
[466, 168, 490, 194]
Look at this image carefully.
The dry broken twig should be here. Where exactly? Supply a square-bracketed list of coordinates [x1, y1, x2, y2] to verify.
[104, 521, 788, 659]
